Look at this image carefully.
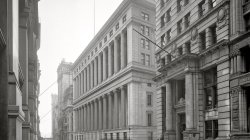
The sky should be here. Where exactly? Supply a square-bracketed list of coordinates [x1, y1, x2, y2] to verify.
[38, 0, 123, 137]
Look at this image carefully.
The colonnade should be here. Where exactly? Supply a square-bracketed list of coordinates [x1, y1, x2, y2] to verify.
[73, 30, 128, 99]
[163, 73, 197, 133]
[74, 85, 128, 135]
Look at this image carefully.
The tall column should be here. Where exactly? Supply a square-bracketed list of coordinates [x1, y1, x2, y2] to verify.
[114, 89, 119, 128]
[94, 57, 98, 86]
[73, 79, 76, 99]
[90, 102, 93, 130]
[165, 82, 173, 131]
[108, 44, 112, 77]
[108, 93, 113, 129]
[185, 73, 195, 130]
[83, 106, 86, 131]
[84, 68, 87, 93]
[234, 56, 237, 74]
[74, 110, 78, 133]
[79, 108, 82, 131]
[114, 37, 119, 73]
[121, 31, 127, 68]
[94, 100, 98, 130]
[103, 95, 107, 129]
[98, 54, 102, 83]
[237, 52, 242, 73]
[98, 98, 103, 130]
[103, 49, 107, 80]
[120, 86, 125, 128]
[77, 109, 80, 132]
[76, 76, 79, 97]
[205, 27, 212, 49]
[87, 104, 90, 130]
[90, 62, 93, 89]
[81, 106, 84, 131]
[87, 65, 90, 91]
[81, 70, 84, 94]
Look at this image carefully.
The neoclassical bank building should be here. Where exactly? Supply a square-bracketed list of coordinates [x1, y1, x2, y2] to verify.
[72, 0, 156, 140]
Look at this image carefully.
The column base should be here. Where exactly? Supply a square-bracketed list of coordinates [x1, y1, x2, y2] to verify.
[183, 130, 199, 140]
[164, 130, 176, 140]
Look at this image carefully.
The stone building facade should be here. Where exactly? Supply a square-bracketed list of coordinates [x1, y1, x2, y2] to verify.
[0, 0, 41, 140]
[52, 94, 59, 140]
[56, 60, 73, 140]
[229, 0, 250, 140]
[72, 0, 156, 140]
[155, 0, 231, 140]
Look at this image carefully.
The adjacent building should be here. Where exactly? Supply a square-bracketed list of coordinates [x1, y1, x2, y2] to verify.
[0, 0, 41, 140]
[155, 0, 230, 140]
[229, 0, 250, 140]
[72, 0, 156, 140]
[52, 94, 59, 140]
[53, 60, 73, 140]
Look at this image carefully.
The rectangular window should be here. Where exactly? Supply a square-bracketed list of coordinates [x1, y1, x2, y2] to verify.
[147, 112, 152, 126]
[145, 40, 150, 50]
[141, 25, 145, 34]
[161, 0, 168, 8]
[166, 8, 171, 23]
[177, 0, 184, 12]
[161, 34, 166, 47]
[185, 41, 191, 53]
[240, 46, 250, 73]
[147, 93, 152, 106]
[210, 25, 217, 45]
[141, 38, 145, 49]
[141, 53, 145, 65]
[142, 12, 149, 21]
[204, 68, 217, 110]
[199, 0, 206, 17]
[146, 54, 150, 66]
[161, 14, 165, 28]
[199, 31, 206, 51]
[124, 132, 127, 140]
[145, 26, 150, 36]
[244, 14, 250, 31]
[205, 120, 218, 139]
[91, 51, 94, 56]
[95, 47, 98, 52]
[123, 15, 127, 23]
[184, 12, 191, 28]
[117, 133, 119, 140]
[176, 79, 185, 103]
[167, 29, 171, 42]
[177, 19, 183, 34]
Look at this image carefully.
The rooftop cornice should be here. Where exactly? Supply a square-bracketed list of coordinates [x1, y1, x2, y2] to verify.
[72, 0, 156, 69]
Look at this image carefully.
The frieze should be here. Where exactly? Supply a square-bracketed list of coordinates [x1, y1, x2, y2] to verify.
[230, 79, 239, 87]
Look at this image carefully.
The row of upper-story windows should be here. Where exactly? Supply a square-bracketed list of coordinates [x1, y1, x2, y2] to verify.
[160, 0, 217, 29]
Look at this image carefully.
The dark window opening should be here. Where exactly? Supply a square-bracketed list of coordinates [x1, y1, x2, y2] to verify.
[167, 54, 171, 63]
[198, 0, 206, 17]
[199, 31, 206, 51]
[204, 68, 217, 110]
[161, 57, 165, 67]
[147, 112, 152, 126]
[240, 46, 250, 73]
[244, 14, 250, 31]
[147, 93, 152, 106]
[161, 34, 166, 47]
[161, 14, 165, 28]
[176, 79, 185, 104]
[184, 12, 191, 29]
[210, 25, 217, 45]
[205, 120, 218, 139]
[185, 41, 191, 54]
[124, 132, 127, 140]
[178, 47, 183, 56]
[177, 19, 183, 34]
